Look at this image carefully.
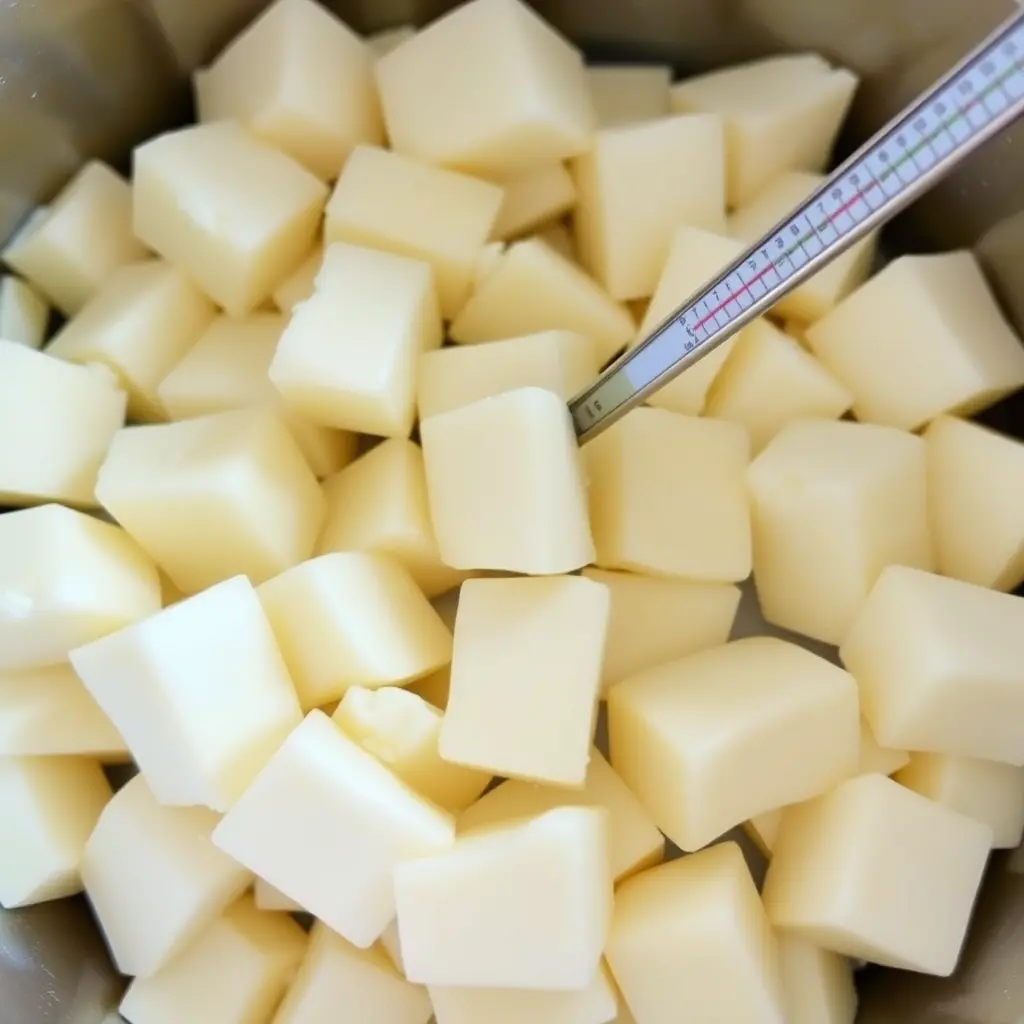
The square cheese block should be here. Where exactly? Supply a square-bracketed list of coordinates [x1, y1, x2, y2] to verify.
[82, 775, 253, 977]
[608, 637, 860, 852]
[0, 275, 49, 348]
[704, 318, 853, 454]
[375, 0, 595, 178]
[95, 408, 325, 594]
[418, 329, 598, 420]
[270, 242, 442, 437]
[71, 575, 302, 811]
[748, 418, 933, 645]
[254, 877, 303, 913]
[274, 921, 433, 1024]
[440, 576, 609, 786]
[805, 252, 1024, 430]
[1, 161, 148, 315]
[449, 238, 635, 365]
[212, 710, 455, 947]
[670, 54, 858, 206]
[0, 341, 126, 508]
[841, 565, 1024, 766]
[924, 415, 1024, 591]
[272, 241, 323, 312]
[457, 746, 664, 883]
[0, 756, 112, 908]
[0, 504, 160, 672]
[119, 894, 307, 1024]
[490, 163, 577, 241]
[324, 145, 502, 318]
[194, 0, 382, 180]
[367, 25, 416, 59]
[47, 259, 217, 421]
[395, 806, 612, 989]
[605, 841, 784, 1024]
[406, 588, 460, 709]
[258, 552, 453, 709]
[778, 938, 858, 1024]
[421, 387, 594, 574]
[585, 408, 751, 583]
[586, 65, 671, 127]
[572, 115, 727, 301]
[761, 773, 992, 975]
[133, 121, 328, 316]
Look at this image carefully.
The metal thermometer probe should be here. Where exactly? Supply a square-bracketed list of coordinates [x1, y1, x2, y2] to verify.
[570, 9, 1024, 444]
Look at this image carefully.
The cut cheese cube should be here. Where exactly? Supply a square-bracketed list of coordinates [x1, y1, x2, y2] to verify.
[778, 937, 858, 1024]
[840, 565, 1024, 766]
[491, 163, 577, 241]
[0, 504, 160, 672]
[119, 894, 307, 1024]
[0, 756, 111, 908]
[195, 0, 382, 180]
[475, 240, 506, 285]
[748, 418, 933, 645]
[213, 710, 455, 947]
[254, 877, 303, 913]
[805, 252, 1024, 430]
[83, 775, 252, 977]
[380, 918, 406, 974]
[608, 637, 860, 852]
[133, 121, 327, 316]
[670, 54, 858, 206]
[744, 810, 783, 858]
[47, 259, 217, 421]
[441, 576, 609, 786]
[421, 387, 594, 574]
[271, 242, 323, 312]
[395, 806, 612, 989]
[857, 719, 910, 778]
[418, 329, 598, 419]
[924, 415, 1024, 591]
[457, 747, 664, 883]
[274, 921, 432, 1024]
[586, 65, 671, 127]
[406, 589, 460, 710]
[258, 552, 453, 709]
[375, 0, 595, 178]
[585, 408, 751, 583]
[449, 238, 635, 365]
[572, 115, 727, 300]
[0, 275, 49, 348]
[367, 25, 416, 59]
[1, 161, 148, 315]
[270, 242, 441, 437]
[95, 408, 324, 594]
[324, 146, 502, 318]
[0, 341, 126, 508]
[606, 841, 784, 1024]
[761, 773, 992, 975]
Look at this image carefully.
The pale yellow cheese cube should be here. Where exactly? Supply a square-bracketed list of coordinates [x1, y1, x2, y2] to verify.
[133, 121, 328, 316]
[491, 163, 577, 241]
[572, 115, 726, 301]
[254, 877, 303, 913]
[47, 259, 217, 421]
[0, 275, 49, 348]
[367, 25, 416, 59]
[325, 146, 503, 318]
[778, 937, 857, 1024]
[95, 408, 324, 594]
[195, 0, 382, 180]
[857, 718, 909, 778]
[586, 408, 751, 583]
[274, 921, 433, 1024]
[1, 161, 148, 315]
[805, 252, 1024, 430]
[475, 240, 507, 285]
[421, 387, 594, 574]
[457, 747, 664, 883]
[440, 576, 609, 786]
[119, 894, 307, 1024]
[407, 589, 460, 710]
[924, 415, 1024, 591]
[840, 565, 1024, 766]
[670, 54, 858, 206]
[271, 242, 323, 312]
[606, 841, 784, 1024]
[586, 65, 671, 127]
[379, 918, 406, 974]
[744, 810, 784, 858]
[0, 755, 111, 908]
[83, 774, 253, 977]
[0, 504, 160, 672]
[608, 637, 860, 852]
[748, 419, 933, 645]
[0, 341, 126, 508]
[375, 0, 595, 178]
[449, 238, 635, 365]
[418, 329, 598, 419]
[213, 710, 455, 947]
[270, 242, 442, 437]
[704, 319, 853, 453]
[762, 773, 992, 975]
[395, 806, 611, 989]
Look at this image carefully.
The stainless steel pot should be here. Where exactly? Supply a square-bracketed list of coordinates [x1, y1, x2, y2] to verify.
[1, 2, 1022, 1020]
